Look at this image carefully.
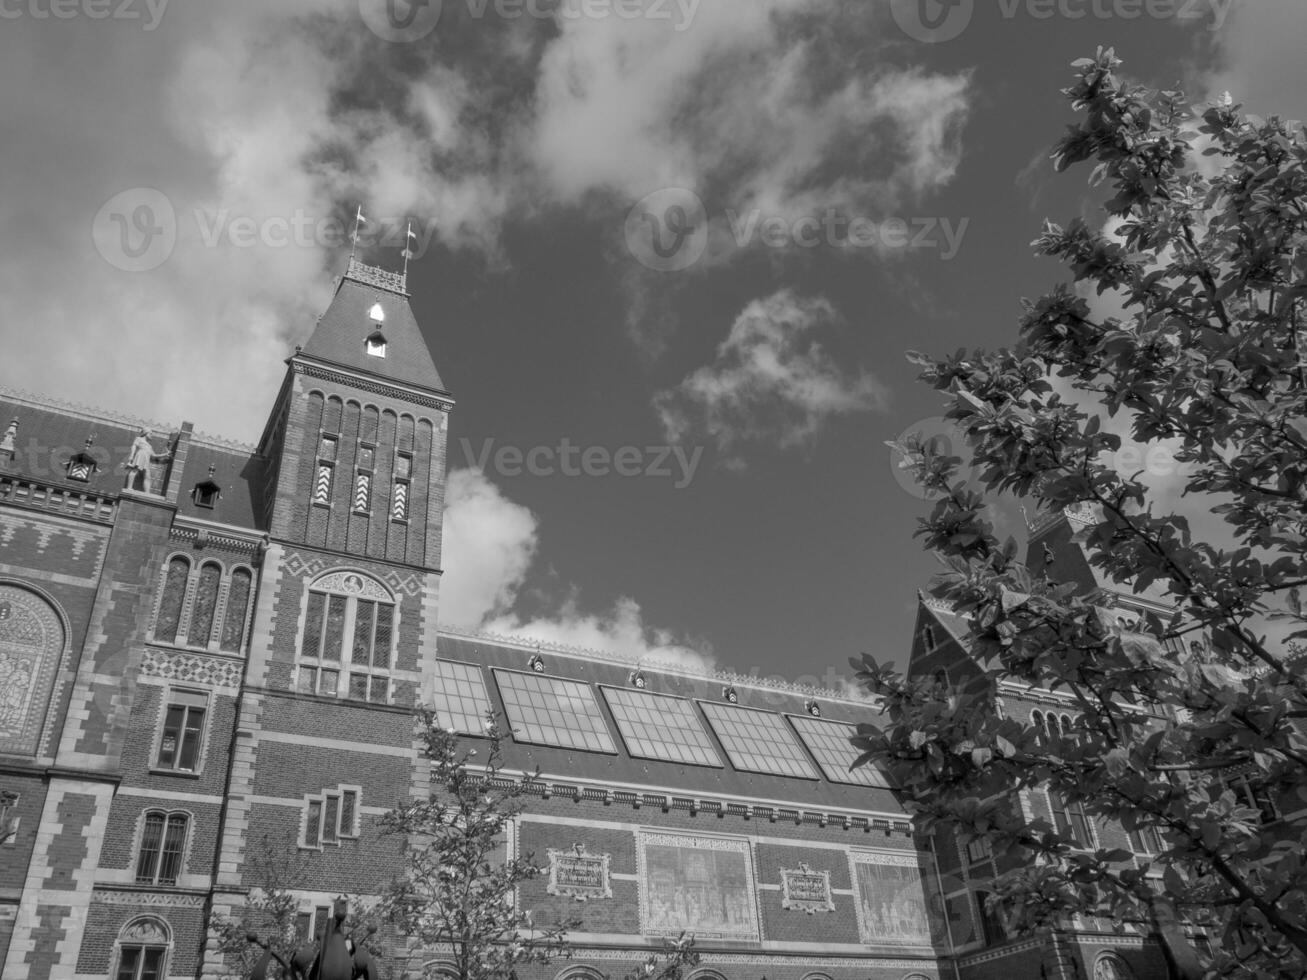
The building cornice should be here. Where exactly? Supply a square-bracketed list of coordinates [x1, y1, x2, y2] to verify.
[437, 622, 881, 708]
[291, 355, 455, 412]
[171, 518, 266, 555]
[480, 769, 912, 836]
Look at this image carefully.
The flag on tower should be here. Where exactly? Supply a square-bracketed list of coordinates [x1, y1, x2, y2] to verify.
[349, 205, 367, 259]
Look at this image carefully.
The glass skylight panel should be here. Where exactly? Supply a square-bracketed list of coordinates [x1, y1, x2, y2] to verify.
[493, 670, 616, 753]
[601, 688, 722, 767]
[789, 716, 890, 787]
[699, 703, 818, 779]
[430, 660, 493, 734]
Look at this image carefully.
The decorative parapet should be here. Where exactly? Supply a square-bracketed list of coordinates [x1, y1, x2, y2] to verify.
[0, 474, 116, 524]
[0, 383, 175, 434]
[345, 257, 408, 296]
[436, 622, 879, 706]
[1027, 500, 1103, 535]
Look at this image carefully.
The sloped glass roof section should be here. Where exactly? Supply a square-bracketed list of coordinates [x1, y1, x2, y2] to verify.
[789, 715, 890, 787]
[699, 702, 819, 779]
[493, 669, 616, 753]
[601, 687, 722, 767]
[430, 660, 493, 735]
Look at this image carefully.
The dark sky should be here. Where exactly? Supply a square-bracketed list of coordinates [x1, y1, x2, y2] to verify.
[0, 0, 1300, 686]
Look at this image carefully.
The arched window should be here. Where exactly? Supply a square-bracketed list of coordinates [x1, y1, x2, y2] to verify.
[187, 562, 222, 646]
[114, 916, 171, 980]
[1031, 710, 1045, 738]
[0, 584, 66, 756]
[154, 557, 189, 644]
[220, 567, 253, 653]
[134, 810, 189, 885]
[1093, 952, 1135, 980]
[297, 572, 395, 704]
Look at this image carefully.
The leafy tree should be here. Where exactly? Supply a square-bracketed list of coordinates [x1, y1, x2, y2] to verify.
[867, 49, 1307, 980]
[380, 714, 698, 980]
[211, 836, 382, 979]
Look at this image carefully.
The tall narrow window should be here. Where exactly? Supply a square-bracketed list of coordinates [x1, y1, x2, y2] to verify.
[187, 562, 222, 647]
[974, 891, 1007, 946]
[154, 557, 189, 644]
[301, 786, 360, 849]
[298, 573, 394, 703]
[135, 811, 188, 885]
[1050, 792, 1093, 848]
[1128, 824, 1164, 855]
[220, 568, 252, 653]
[354, 445, 374, 514]
[156, 691, 207, 773]
[314, 435, 337, 507]
[392, 453, 412, 522]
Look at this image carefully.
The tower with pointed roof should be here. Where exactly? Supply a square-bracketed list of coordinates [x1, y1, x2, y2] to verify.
[202, 257, 455, 973]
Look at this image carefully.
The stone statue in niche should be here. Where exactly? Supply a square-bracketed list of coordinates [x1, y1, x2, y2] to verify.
[123, 428, 172, 495]
[246, 896, 381, 980]
[0, 418, 16, 464]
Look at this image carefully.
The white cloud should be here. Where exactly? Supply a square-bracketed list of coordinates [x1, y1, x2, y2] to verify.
[1201, 0, 1307, 117]
[0, 0, 974, 440]
[441, 468, 713, 672]
[439, 468, 539, 625]
[655, 290, 889, 466]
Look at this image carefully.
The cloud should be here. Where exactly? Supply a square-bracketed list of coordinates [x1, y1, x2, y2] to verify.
[440, 468, 713, 672]
[439, 468, 539, 625]
[1200, 0, 1307, 117]
[528, 3, 970, 217]
[0, 1, 974, 440]
[654, 290, 889, 466]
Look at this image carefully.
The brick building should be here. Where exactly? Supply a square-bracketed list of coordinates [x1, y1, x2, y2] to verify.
[906, 507, 1217, 980]
[0, 258, 1187, 980]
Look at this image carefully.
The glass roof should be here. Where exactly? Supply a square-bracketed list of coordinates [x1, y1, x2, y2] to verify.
[493, 670, 616, 753]
[430, 660, 493, 735]
[699, 702, 818, 779]
[601, 687, 722, 767]
[789, 715, 890, 787]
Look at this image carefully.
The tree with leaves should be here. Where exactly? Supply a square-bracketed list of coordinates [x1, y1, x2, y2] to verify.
[868, 49, 1307, 980]
[211, 837, 383, 979]
[380, 714, 698, 980]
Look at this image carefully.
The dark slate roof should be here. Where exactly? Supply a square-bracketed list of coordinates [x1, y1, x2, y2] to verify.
[435, 631, 901, 815]
[0, 388, 266, 533]
[173, 438, 268, 532]
[0, 390, 164, 496]
[300, 266, 446, 394]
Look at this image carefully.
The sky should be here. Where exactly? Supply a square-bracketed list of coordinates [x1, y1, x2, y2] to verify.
[1, 0, 1304, 690]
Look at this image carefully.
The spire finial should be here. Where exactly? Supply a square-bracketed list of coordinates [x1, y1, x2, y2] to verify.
[348, 205, 366, 262]
[402, 220, 418, 282]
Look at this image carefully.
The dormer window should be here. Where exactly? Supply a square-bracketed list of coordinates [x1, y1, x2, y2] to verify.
[365, 303, 387, 357]
[191, 465, 221, 509]
[66, 436, 98, 483]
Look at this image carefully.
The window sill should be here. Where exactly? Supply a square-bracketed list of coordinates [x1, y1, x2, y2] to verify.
[149, 768, 203, 780]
